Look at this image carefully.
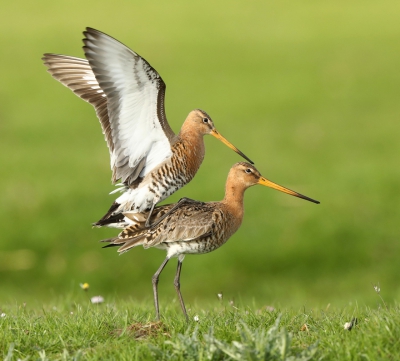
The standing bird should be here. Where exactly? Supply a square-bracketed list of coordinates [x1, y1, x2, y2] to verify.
[42, 28, 253, 228]
[102, 162, 320, 321]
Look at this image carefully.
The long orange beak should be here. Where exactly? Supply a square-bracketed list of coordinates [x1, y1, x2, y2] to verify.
[258, 177, 320, 204]
[210, 129, 253, 164]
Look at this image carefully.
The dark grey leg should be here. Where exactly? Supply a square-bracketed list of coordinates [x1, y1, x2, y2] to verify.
[174, 258, 188, 322]
[152, 257, 170, 320]
[145, 203, 157, 227]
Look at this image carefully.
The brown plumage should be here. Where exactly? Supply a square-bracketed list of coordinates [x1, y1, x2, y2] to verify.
[102, 162, 320, 321]
[42, 28, 253, 229]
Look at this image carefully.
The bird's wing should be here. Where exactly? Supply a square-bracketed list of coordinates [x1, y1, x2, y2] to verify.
[140, 202, 219, 248]
[42, 54, 114, 153]
[83, 27, 176, 185]
[43, 27, 176, 185]
[148, 206, 215, 248]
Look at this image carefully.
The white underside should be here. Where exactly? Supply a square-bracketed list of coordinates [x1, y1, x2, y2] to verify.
[102, 186, 158, 229]
[115, 185, 157, 213]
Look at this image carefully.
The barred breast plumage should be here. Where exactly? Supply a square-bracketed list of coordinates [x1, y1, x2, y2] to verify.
[42, 27, 253, 229]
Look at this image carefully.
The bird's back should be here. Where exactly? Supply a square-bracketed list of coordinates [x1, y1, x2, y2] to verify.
[103, 200, 241, 257]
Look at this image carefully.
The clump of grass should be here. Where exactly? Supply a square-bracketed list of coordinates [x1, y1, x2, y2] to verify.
[150, 316, 317, 360]
[113, 321, 171, 340]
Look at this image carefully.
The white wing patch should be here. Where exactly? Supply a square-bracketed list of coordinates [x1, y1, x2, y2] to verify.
[83, 29, 173, 184]
[43, 29, 175, 187]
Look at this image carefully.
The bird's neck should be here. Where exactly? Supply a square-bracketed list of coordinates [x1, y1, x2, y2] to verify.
[179, 123, 204, 144]
[178, 127, 206, 175]
[222, 178, 246, 223]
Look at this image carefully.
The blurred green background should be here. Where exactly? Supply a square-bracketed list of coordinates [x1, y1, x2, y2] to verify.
[1, 0, 400, 309]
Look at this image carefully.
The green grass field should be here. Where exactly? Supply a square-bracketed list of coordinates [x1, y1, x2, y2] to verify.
[1, 294, 399, 360]
[1, 0, 400, 357]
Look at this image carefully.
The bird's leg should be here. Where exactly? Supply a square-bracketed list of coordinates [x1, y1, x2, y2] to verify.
[147, 197, 200, 228]
[152, 257, 170, 320]
[145, 203, 156, 227]
[174, 256, 188, 322]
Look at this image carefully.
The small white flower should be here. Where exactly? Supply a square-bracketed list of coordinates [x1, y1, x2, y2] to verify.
[193, 315, 199, 322]
[344, 318, 357, 330]
[217, 292, 223, 300]
[343, 322, 352, 330]
[91, 295, 104, 304]
[0, 313, 6, 318]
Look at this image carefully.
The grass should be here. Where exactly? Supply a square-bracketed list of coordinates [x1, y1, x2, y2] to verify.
[1, 290, 399, 360]
[1, 0, 400, 336]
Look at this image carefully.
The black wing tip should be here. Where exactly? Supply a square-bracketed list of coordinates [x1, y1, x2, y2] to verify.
[83, 27, 112, 42]
[84, 27, 98, 35]
[42, 53, 58, 63]
[83, 27, 103, 44]
[102, 244, 120, 249]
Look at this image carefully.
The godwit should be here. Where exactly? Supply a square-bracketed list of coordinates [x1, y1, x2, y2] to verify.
[42, 28, 253, 228]
[102, 162, 319, 321]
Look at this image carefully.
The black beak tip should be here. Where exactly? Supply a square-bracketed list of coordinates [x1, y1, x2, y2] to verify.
[301, 195, 320, 204]
[243, 155, 254, 164]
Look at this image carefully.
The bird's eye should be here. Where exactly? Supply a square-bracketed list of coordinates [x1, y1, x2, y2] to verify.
[245, 168, 252, 174]
[202, 118, 209, 123]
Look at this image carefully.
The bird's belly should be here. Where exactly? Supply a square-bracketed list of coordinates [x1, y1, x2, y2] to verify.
[116, 165, 188, 213]
[163, 238, 220, 258]
[117, 178, 183, 213]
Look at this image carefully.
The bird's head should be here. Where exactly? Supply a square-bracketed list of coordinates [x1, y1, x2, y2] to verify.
[186, 109, 253, 164]
[229, 162, 320, 204]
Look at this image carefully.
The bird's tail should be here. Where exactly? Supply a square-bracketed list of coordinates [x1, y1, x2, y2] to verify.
[93, 202, 123, 228]
[100, 233, 147, 254]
